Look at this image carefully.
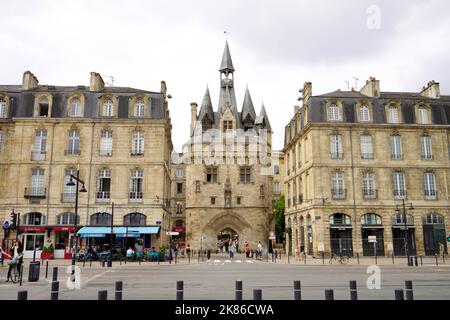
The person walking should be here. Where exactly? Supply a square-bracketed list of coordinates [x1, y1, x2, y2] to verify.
[186, 243, 191, 258]
[257, 241, 263, 260]
[5, 240, 23, 282]
[229, 241, 236, 259]
[244, 241, 251, 259]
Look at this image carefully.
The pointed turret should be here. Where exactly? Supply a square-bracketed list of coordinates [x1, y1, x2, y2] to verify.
[219, 40, 235, 73]
[255, 102, 272, 131]
[198, 85, 215, 122]
[241, 86, 256, 122]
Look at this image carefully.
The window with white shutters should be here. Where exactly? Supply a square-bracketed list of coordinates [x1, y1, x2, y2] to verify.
[33, 129, 47, 160]
[131, 131, 144, 155]
[328, 104, 340, 121]
[424, 172, 437, 199]
[421, 136, 433, 160]
[135, 100, 145, 117]
[67, 130, 80, 155]
[360, 135, 373, 159]
[330, 135, 343, 158]
[360, 105, 370, 122]
[100, 131, 113, 156]
[331, 171, 345, 199]
[130, 169, 143, 200]
[388, 105, 399, 124]
[0, 98, 6, 118]
[70, 98, 81, 117]
[393, 172, 406, 198]
[362, 171, 376, 199]
[30, 168, 45, 196]
[390, 135, 402, 160]
[63, 169, 76, 202]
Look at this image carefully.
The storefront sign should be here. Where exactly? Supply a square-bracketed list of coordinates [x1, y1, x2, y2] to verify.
[368, 236, 377, 243]
[79, 233, 105, 238]
[19, 227, 45, 232]
[318, 243, 325, 252]
[115, 233, 140, 238]
[53, 227, 76, 232]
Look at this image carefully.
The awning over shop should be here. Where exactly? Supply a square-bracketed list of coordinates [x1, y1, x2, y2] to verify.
[77, 226, 160, 238]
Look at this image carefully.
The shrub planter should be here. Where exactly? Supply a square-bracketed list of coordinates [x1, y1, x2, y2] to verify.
[40, 252, 54, 260]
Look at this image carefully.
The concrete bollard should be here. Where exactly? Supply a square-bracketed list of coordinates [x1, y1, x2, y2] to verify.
[52, 267, 58, 282]
[115, 281, 123, 300]
[98, 290, 108, 300]
[405, 280, 414, 300]
[51, 281, 59, 300]
[395, 289, 404, 300]
[349, 281, 358, 300]
[235, 280, 243, 300]
[294, 281, 301, 300]
[17, 290, 28, 300]
[253, 289, 262, 301]
[325, 289, 334, 300]
[176, 281, 184, 300]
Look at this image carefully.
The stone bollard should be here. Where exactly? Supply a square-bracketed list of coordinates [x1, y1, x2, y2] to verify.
[98, 290, 108, 300]
[325, 289, 334, 300]
[405, 280, 414, 300]
[253, 289, 262, 301]
[52, 266, 58, 282]
[294, 281, 301, 300]
[115, 281, 123, 300]
[176, 281, 184, 300]
[395, 289, 404, 300]
[17, 290, 28, 300]
[349, 281, 358, 300]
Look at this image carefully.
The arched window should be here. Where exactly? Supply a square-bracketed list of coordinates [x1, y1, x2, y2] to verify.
[0, 97, 7, 118]
[23, 212, 46, 226]
[124, 213, 146, 226]
[391, 214, 413, 225]
[57, 213, 79, 225]
[418, 105, 429, 124]
[328, 104, 340, 121]
[359, 105, 370, 122]
[388, 105, 399, 124]
[422, 213, 444, 225]
[330, 213, 351, 225]
[38, 96, 49, 117]
[361, 213, 382, 226]
[90, 212, 112, 226]
[103, 99, 113, 117]
[70, 98, 81, 117]
[135, 100, 145, 117]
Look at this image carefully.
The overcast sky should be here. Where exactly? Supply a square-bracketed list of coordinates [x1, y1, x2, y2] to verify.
[1, 0, 450, 151]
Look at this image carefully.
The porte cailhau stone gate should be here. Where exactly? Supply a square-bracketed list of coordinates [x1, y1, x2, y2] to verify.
[180, 41, 276, 251]
[283, 78, 450, 257]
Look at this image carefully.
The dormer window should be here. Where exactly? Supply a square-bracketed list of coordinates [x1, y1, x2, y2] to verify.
[38, 97, 49, 117]
[0, 97, 7, 118]
[388, 104, 400, 124]
[103, 99, 113, 117]
[135, 100, 145, 117]
[328, 104, 341, 121]
[69, 98, 82, 117]
[417, 105, 430, 124]
[359, 105, 370, 122]
[223, 120, 233, 132]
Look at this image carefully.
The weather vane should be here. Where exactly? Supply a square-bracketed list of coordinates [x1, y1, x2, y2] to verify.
[224, 30, 229, 40]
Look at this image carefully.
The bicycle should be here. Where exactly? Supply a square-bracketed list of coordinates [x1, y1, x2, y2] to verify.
[329, 253, 349, 264]
[7, 260, 21, 283]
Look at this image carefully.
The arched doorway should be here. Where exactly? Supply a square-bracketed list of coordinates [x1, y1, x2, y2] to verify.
[422, 213, 447, 256]
[391, 213, 416, 256]
[217, 228, 239, 253]
[329, 213, 353, 256]
[361, 213, 385, 256]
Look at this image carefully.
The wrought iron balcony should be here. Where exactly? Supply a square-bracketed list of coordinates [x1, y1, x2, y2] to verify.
[131, 151, 144, 157]
[31, 151, 46, 161]
[362, 189, 378, 200]
[393, 190, 407, 199]
[361, 153, 374, 160]
[331, 188, 346, 200]
[61, 192, 76, 203]
[64, 149, 81, 156]
[96, 191, 110, 201]
[424, 191, 438, 200]
[330, 153, 344, 159]
[391, 154, 403, 160]
[421, 154, 434, 160]
[129, 191, 143, 201]
[24, 187, 46, 198]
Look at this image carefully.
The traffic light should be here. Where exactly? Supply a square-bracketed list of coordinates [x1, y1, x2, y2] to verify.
[10, 211, 17, 227]
[4, 228, 10, 238]
[447, 236, 450, 242]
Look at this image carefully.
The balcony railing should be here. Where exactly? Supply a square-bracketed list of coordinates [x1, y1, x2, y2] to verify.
[100, 150, 113, 157]
[24, 187, 46, 198]
[129, 191, 143, 201]
[330, 153, 344, 159]
[424, 191, 438, 200]
[65, 149, 81, 156]
[421, 154, 433, 160]
[393, 190, 406, 199]
[362, 189, 378, 200]
[391, 154, 403, 160]
[361, 153, 374, 160]
[131, 151, 144, 157]
[31, 151, 46, 161]
[96, 191, 110, 201]
[61, 193, 76, 203]
[331, 188, 346, 200]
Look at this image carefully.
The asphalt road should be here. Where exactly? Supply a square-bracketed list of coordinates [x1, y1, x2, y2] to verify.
[1, 255, 449, 300]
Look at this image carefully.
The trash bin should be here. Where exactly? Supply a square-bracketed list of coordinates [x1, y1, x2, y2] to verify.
[28, 261, 40, 282]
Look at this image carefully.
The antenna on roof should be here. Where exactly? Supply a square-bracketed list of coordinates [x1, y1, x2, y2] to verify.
[224, 30, 229, 40]
[352, 77, 360, 90]
[344, 80, 350, 90]
[101, 74, 115, 87]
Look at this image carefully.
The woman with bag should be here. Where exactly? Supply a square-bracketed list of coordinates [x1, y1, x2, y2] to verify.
[4, 240, 24, 282]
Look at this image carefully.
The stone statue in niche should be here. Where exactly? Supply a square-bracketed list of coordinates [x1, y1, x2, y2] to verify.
[224, 178, 232, 208]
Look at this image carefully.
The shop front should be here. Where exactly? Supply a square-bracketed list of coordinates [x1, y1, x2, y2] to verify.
[53, 226, 76, 259]
[20, 227, 46, 259]
[361, 213, 385, 256]
[329, 213, 353, 257]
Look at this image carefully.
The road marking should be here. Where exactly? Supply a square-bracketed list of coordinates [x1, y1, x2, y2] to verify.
[214, 260, 221, 263]
[236, 260, 242, 263]
[225, 260, 231, 263]
[246, 260, 254, 264]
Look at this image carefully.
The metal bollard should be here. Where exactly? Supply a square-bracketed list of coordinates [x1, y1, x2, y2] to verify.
[420, 256, 423, 266]
[20, 265, 24, 286]
[435, 254, 439, 266]
[294, 281, 301, 300]
[322, 252, 325, 265]
[98, 290, 108, 300]
[115, 281, 123, 300]
[17, 290, 28, 301]
[52, 267, 58, 282]
[90, 260, 92, 268]
[51, 281, 59, 300]
[45, 261, 49, 279]
[349, 281, 358, 300]
[235, 280, 243, 300]
[325, 289, 334, 300]
[304, 253, 307, 265]
[395, 289, 404, 300]
[176, 281, 184, 300]
[414, 256, 418, 267]
[392, 254, 395, 265]
[83, 259, 86, 267]
[405, 281, 414, 300]
[253, 289, 262, 301]
[357, 253, 360, 265]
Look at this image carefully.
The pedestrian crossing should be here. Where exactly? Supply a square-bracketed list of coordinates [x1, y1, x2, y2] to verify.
[202, 259, 256, 266]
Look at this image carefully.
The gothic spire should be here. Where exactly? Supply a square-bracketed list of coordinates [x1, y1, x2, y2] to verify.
[255, 102, 272, 131]
[241, 85, 256, 122]
[219, 40, 235, 73]
[198, 85, 214, 122]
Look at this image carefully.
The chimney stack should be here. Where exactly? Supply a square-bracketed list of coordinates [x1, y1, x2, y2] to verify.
[360, 76, 380, 97]
[22, 71, 39, 90]
[160, 81, 167, 97]
[302, 82, 312, 105]
[89, 72, 105, 92]
[190, 102, 198, 133]
[420, 80, 440, 99]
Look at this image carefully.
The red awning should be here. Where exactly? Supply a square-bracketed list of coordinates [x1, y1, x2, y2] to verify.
[172, 227, 186, 233]
[53, 227, 76, 232]
[19, 227, 46, 232]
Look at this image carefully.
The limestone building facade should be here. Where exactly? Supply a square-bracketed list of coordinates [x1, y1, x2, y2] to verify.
[181, 41, 276, 252]
[0, 71, 173, 258]
[283, 78, 450, 257]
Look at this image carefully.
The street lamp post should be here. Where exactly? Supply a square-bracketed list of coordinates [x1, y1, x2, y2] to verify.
[108, 202, 114, 267]
[396, 199, 414, 266]
[66, 170, 87, 281]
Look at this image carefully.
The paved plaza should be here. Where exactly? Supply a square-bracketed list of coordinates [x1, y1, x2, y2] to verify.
[0, 254, 449, 300]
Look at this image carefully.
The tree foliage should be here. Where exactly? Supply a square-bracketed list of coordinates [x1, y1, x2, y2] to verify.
[274, 195, 285, 243]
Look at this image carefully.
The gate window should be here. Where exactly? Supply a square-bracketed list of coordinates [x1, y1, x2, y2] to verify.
[124, 213, 146, 226]
[422, 213, 444, 224]
[391, 214, 413, 225]
[361, 213, 382, 225]
[330, 213, 351, 225]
